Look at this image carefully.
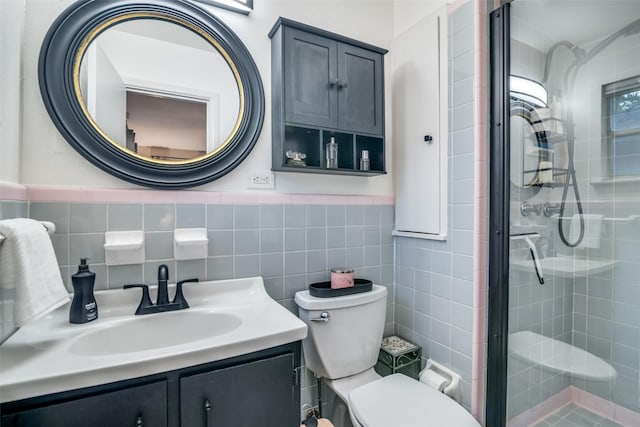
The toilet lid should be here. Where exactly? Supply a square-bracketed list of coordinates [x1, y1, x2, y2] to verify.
[348, 374, 480, 427]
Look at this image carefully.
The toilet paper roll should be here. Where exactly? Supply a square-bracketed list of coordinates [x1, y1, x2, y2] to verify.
[420, 369, 449, 392]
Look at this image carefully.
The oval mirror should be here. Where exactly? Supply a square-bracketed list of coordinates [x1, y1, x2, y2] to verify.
[39, 0, 264, 188]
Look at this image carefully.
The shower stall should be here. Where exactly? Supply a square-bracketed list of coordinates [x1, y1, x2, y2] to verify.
[488, 1, 640, 426]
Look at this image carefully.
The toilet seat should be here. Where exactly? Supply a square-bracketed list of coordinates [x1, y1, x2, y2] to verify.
[348, 374, 480, 427]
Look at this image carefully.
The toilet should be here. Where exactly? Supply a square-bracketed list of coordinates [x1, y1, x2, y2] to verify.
[295, 285, 480, 427]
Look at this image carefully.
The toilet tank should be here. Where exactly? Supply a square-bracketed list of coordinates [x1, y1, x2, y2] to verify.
[295, 285, 387, 380]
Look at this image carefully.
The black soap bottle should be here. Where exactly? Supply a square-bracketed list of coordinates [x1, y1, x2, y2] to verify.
[69, 258, 98, 324]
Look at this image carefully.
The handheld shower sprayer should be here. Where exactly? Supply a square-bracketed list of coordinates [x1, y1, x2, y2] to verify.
[542, 17, 640, 248]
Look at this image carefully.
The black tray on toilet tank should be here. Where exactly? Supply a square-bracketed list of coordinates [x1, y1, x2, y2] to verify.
[308, 279, 372, 298]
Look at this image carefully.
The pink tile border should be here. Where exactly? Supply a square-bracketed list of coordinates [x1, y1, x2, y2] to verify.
[507, 387, 573, 427]
[0, 181, 28, 201]
[573, 387, 640, 427]
[471, 0, 488, 422]
[23, 185, 394, 206]
[509, 386, 640, 427]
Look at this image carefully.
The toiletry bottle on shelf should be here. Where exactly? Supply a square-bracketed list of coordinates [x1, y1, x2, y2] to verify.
[69, 258, 98, 324]
[550, 92, 562, 119]
[360, 150, 370, 171]
[326, 135, 338, 169]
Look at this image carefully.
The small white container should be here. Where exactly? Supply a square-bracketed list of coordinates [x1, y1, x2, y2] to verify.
[174, 228, 208, 260]
[104, 230, 145, 266]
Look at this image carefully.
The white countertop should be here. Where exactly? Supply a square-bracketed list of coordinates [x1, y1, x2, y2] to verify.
[0, 277, 307, 403]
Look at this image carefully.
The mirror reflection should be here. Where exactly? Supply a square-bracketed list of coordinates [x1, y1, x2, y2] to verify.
[78, 19, 241, 162]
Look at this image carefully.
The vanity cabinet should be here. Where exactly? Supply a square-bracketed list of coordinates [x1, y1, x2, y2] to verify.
[181, 353, 296, 426]
[1, 344, 300, 427]
[0, 382, 166, 427]
[269, 18, 387, 175]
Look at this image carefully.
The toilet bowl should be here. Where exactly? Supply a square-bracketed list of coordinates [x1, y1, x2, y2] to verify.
[295, 285, 481, 427]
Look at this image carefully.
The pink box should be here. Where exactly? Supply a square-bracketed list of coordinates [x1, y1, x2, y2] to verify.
[331, 268, 354, 289]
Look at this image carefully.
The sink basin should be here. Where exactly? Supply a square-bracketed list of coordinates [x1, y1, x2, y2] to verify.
[0, 276, 308, 403]
[69, 311, 242, 356]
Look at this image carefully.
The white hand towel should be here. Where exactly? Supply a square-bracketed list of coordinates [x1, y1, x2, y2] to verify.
[569, 214, 604, 249]
[0, 218, 70, 327]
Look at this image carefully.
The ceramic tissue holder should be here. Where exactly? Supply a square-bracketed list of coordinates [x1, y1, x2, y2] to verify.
[174, 228, 208, 260]
[104, 231, 145, 266]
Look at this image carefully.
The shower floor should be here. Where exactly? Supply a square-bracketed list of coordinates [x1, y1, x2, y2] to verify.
[531, 403, 624, 427]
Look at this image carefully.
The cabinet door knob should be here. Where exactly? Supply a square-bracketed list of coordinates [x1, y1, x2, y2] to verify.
[204, 399, 212, 427]
[424, 135, 433, 143]
[338, 80, 348, 89]
[329, 78, 340, 88]
[135, 415, 143, 426]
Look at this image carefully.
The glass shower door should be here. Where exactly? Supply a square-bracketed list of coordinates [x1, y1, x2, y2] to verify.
[489, 1, 640, 426]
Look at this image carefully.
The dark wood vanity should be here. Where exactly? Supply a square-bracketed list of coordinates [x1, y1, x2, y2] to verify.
[1, 343, 301, 427]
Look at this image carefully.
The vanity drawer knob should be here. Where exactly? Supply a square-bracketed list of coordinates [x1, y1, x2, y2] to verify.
[204, 399, 212, 427]
[135, 415, 143, 426]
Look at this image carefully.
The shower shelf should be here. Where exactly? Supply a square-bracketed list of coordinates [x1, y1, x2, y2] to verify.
[511, 256, 617, 278]
[523, 167, 569, 187]
[529, 118, 567, 143]
[509, 331, 616, 382]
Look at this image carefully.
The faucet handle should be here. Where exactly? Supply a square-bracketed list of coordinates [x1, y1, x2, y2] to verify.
[173, 278, 198, 309]
[123, 284, 153, 315]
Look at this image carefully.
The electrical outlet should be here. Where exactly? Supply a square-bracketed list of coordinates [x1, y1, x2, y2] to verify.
[247, 170, 275, 189]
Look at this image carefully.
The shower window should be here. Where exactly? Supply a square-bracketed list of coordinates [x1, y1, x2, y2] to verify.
[603, 75, 640, 176]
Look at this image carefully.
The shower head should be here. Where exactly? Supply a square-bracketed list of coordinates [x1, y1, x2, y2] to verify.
[623, 18, 640, 36]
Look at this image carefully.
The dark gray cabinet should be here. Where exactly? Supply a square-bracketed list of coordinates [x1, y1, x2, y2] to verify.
[181, 353, 296, 427]
[270, 18, 387, 175]
[1, 344, 300, 427]
[1, 382, 167, 427]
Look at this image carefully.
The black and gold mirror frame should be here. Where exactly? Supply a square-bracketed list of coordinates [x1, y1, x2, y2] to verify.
[39, 0, 264, 189]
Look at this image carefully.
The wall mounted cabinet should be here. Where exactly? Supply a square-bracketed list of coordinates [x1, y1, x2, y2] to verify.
[269, 18, 387, 176]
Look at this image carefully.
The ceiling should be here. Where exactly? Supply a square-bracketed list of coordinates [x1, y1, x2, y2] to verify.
[511, 0, 640, 53]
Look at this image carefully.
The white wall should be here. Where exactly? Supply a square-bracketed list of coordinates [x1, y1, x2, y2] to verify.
[1, 0, 26, 183]
[20, 0, 396, 195]
[392, 0, 446, 38]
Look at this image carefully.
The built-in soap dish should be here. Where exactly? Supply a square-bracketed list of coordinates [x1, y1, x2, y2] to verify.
[174, 228, 208, 260]
[104, 230, 145, 266]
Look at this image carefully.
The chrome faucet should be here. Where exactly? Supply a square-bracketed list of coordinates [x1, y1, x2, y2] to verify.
[124, 265, 198, 315]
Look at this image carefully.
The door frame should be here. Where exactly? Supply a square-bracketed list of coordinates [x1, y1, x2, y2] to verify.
[486, 3, 511, 427]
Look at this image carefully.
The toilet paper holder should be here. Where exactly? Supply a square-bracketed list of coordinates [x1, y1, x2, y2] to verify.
[419, 359, 461, 403]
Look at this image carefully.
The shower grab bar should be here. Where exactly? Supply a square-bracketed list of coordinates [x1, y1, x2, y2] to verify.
[0, 221, 56, 246]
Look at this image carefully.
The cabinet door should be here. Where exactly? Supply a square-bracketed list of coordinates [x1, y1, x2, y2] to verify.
[393, 8, 447, 235]
[180, 353, 295, 427]
[284, 28, 338, 128]
[1, 381, 167, 427]
[337, 43, 384, 135]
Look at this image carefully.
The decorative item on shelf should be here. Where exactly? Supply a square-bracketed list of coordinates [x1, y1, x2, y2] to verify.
[326, 135, 338, 169]
[330, 268, 354, 289]
[285, 150, 307, 167]
[374, 335, 422, 380]
[360, 150, 370, 171]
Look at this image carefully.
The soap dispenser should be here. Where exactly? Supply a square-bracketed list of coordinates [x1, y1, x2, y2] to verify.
[69, 258, 98, 324]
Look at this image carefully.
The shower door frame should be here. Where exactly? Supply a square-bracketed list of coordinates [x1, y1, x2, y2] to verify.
[487, 3, 511, 427]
